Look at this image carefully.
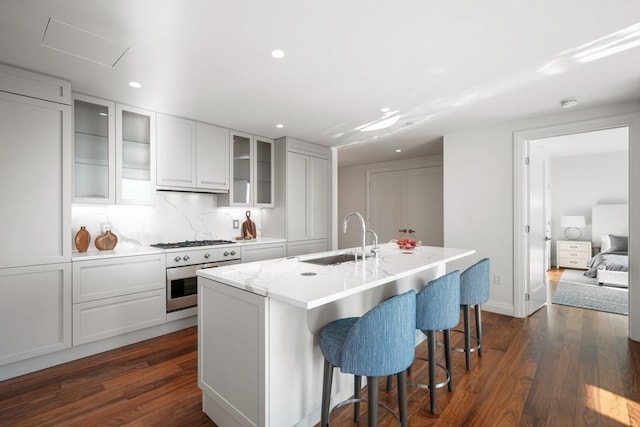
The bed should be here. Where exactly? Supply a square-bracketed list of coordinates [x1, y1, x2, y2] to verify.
[586, 204, 629, 287]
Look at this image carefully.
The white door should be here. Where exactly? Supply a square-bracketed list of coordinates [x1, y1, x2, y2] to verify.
[368, 170, 407, 243]
[407, 167, 443, 246]
[527, 142, 547, 315]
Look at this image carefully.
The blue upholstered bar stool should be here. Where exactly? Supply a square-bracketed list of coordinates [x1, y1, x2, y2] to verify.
[319, 290, 416, 427]
[413, 270, 461, 414]
[458, 258, 491, 370]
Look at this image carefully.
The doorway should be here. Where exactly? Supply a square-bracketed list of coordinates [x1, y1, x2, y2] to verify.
[525, 127, 629, 315]
[513, 116, 632, 319]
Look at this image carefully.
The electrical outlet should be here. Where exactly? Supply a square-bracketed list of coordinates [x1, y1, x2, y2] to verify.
[233, 219, 239, 229]
[493, 274, 502, 286]
[101, 222, 111, 233]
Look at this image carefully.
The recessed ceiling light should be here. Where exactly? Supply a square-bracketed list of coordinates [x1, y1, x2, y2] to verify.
[381, 107, 390, 113]
[560, 98, 578, 108]
[276, 123, 284, 128]
[128, 81, 141, 88]
[395, 149, 402, 153]
[271, 49, 285, 59]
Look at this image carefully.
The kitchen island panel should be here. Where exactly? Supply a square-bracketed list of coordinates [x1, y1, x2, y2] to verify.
[199, 260, 446, 426]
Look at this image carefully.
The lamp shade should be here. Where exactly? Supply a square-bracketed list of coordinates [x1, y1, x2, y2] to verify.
[560, 215, 586, 228]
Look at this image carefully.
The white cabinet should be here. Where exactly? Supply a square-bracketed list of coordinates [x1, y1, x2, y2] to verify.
[73, 94, 116, 203]
[72, 254, 166, 345]
[1, 81, 72, 268]
[0, 263, 72, 365]
[197, 122, 230, 191]
[286, 239, 328, 257]
[286, 153, 329, 241]
[156, 113, 196, 188]
[116, 104, 156, 205]
[556, 240, 592, 269]
[73, 96, 156, 205]
[156, 115, 230, 192]
[262, 137, 331, 256]
[218, 131, 274, 207]
[241, 243, 286, 263]
[0, 63, 71, 104]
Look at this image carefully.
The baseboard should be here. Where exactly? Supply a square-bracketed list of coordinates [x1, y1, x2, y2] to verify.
[482, 300, 515, 317]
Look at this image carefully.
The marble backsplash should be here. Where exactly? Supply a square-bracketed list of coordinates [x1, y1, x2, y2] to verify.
[72, 191, 264, 251]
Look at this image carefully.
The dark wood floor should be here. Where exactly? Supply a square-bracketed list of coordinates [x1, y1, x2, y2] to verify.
[1, 269, 638, 426]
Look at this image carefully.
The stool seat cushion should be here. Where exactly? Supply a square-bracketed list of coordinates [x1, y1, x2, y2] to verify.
[320, 317, 358, 367]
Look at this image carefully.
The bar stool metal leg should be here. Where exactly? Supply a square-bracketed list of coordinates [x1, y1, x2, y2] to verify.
[321, 360, 333, 427]
[443, 329, 454, 392]
[463, 304, 472, 370]
[354, 375, 361, 422]
[397, 370, 408, 427]
[427, 330, 438, 414]
[475, 304, 483, 357]
[367, 376, 379, 427]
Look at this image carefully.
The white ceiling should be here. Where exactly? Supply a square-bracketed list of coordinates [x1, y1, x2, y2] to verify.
[1, 1, 639, 167]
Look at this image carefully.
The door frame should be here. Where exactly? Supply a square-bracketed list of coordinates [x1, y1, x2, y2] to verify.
[513, 114, 634, 318]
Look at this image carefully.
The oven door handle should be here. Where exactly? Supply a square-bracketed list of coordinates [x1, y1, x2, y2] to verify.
[201, 263, 221, 270]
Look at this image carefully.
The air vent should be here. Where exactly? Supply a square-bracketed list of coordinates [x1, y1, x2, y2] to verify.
[41, 18, 129, 67]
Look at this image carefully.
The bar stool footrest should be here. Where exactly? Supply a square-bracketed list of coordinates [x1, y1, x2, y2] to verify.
[437, 329, 481, 353]
[409, 356, 451, 390]
[329, 397, 401, 426]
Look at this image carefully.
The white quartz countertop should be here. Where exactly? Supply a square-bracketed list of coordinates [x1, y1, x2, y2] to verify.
[71, 237, 286, 261]
[197, 243, 475, 309]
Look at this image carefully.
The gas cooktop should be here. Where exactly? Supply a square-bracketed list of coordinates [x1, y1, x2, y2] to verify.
[150, 239, 236, 249]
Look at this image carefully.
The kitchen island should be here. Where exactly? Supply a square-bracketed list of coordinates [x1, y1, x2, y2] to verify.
[197, 243, 474, 427]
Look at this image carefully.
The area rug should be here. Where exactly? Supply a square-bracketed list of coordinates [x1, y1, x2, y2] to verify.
[552, 269, 628, 315]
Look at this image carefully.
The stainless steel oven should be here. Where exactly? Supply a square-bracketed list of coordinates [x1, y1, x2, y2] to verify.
[157, 244, 241, 313]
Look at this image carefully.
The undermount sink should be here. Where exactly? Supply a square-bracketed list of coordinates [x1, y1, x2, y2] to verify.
[300, 253, 373, 266]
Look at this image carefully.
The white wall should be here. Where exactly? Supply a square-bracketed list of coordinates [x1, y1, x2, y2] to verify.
[443, 101, 640, 342]
[550, 151, 628, 263]
[337, 155, 442, 249]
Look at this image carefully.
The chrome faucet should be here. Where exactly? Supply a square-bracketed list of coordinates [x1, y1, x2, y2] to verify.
[366, 229, 380, 256]
[343, 211, 367, 261]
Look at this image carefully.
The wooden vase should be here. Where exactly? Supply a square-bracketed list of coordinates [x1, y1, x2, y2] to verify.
[95, 230, 118, 251]
[74, 226, 90, 252]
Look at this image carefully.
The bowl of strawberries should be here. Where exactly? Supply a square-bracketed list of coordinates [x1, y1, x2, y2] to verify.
[396, 238, 419, 250]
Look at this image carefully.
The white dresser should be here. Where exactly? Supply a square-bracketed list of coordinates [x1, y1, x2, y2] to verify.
[556, 240, 592, 269]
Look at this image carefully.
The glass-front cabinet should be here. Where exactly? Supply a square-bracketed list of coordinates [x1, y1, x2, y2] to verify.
[73, 94, 115, 203]
[73, 97, 155, 205]
[230, 131, 253, 206]
[115, 104, 156, 205]
[222, 131, 273, 207]
[255, 136, 273, 206]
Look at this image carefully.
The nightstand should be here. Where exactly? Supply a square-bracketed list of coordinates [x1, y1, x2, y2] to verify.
[556, 240, 592, 269]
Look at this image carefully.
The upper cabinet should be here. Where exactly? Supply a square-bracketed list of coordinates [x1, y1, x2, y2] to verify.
[116, 104, 156, 205]
[196, 122, 230, 191]
[73, 96, 156, 205]
[1, 65, 72, 268]
[73, 94, 116, 203]
[156, 114, 229, 192]
[218, 131, 274, 207]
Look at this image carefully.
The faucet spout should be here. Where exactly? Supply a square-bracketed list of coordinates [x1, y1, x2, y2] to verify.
[343, 211, 367, 261]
